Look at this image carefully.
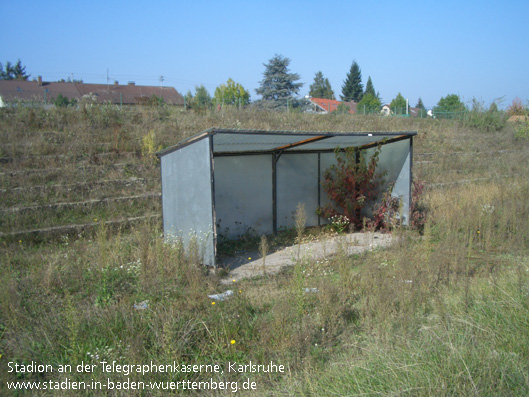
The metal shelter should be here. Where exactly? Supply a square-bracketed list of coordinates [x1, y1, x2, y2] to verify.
[157, 128, 416, 267]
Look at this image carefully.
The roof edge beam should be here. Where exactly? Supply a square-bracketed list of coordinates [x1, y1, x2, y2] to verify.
[272, 135, 331, 151]
[356, 134, 412, 151]
[156, 128, 215, 158]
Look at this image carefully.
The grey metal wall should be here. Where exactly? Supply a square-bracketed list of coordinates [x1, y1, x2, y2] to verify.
[214, 155, 273, 239]
[365, 139, 411, 224]
[277, 153, 319, 228]
[318, 152, 338, 225]
[317, 139, 411, 225]
[160, 138, 215, 266]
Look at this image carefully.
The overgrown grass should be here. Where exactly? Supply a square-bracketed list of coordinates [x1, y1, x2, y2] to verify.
[1, 105, 529, 395]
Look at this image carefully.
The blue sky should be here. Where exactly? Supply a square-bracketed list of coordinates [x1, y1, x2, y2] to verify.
[2, 0, 527, 109]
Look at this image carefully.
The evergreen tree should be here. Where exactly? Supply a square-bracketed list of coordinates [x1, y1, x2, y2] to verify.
[255, 54, 303, 110]
[341, 61, 363, 102]
[416, 97, 426, 111]
[0, 59, 30, 80]
[309, 71, 335, 99]
[364, 76, 376, 97]
[415, 97, 427, 117]
[12, 60, 29, 80]
[0, 62, 8, 79]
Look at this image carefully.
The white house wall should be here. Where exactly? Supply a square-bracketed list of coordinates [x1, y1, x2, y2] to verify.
[160, 138, 215, 266]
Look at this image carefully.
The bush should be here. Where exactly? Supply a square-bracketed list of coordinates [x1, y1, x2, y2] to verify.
[463, 99, 507, 132]
[53, 93, 77, 107]
[318, 145, 386, 229]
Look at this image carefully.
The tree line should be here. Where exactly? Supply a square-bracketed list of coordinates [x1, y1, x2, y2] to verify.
[3, 57, 524, 116]
[0, 59, 30, 81]
[184, 55, 437, 115]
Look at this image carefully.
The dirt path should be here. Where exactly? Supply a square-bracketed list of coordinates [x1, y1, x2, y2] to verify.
[219, 232, 393, 285]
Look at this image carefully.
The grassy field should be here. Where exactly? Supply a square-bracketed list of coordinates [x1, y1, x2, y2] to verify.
[1, 105, 529, 395]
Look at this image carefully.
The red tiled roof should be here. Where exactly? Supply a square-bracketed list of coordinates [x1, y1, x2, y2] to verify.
[309, 97, 357, 114]
[0, 80, 184, 105]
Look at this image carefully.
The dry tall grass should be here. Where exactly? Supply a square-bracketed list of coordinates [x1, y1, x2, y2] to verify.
[1, 105, 528, 395]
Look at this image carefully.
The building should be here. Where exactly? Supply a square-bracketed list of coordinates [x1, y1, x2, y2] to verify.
[381, 104, 428, 118]
[157, 128, 416, 267]
[0, 77, 184, 106]
[308, 97, 357, 114]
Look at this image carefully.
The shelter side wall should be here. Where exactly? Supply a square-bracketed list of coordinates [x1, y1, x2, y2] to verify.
[214, 155, 273, 239]
[365, 138, 411, 224]
[160, 138, 215, 265]
[318, 140, 411, 225]
[277, 153, 319, 228]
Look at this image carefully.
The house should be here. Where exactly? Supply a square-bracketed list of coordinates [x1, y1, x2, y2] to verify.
[408, 107, 428, 118]
[381, 104, 391, 116]
[308, 97, 357, 114]
[0, 77, 184, 106]
[381, 104, 428, 118]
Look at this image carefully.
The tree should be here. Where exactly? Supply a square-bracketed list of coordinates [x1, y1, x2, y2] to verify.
[415, 97, 427, 118]
[364, 76, 376, 97]
[433, 94, 466, 118]
[184, 90, 194, 109]
[357, 93, 382, 115]
[193, 85, 212, 110]
[0, 59, 30, 80]
[341, 61, 363, 102]
[309, 71, 335, 99]
[390, 92, 407, 115]
[255, 54, 303, 110]
[213, 78, 250, 108]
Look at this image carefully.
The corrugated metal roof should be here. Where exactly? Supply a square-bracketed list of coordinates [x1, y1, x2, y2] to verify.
[212, 131, 322, 152]
[157, 128, 416, 157]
